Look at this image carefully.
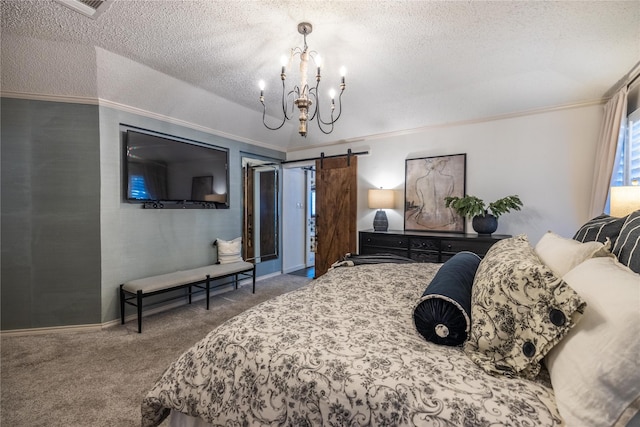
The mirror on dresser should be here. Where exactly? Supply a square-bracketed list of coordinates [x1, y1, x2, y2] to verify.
[242, 157, 280, 263]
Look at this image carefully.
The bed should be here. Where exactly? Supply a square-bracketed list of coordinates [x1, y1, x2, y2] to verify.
[141, 212, 640, 427]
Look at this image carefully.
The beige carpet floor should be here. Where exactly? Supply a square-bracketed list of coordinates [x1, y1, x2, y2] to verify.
[1, 274, 312, 427]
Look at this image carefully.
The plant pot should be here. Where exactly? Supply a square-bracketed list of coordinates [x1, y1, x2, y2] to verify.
[472, 214, 498, 235]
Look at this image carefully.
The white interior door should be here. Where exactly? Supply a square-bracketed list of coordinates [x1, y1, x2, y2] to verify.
[281, 168, 307, 273]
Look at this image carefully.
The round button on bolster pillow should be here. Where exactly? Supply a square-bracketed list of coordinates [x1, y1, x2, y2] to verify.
[413, 251, 481, 346]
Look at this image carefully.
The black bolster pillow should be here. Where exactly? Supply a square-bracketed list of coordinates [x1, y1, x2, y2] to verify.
[413, 251, 481, 346]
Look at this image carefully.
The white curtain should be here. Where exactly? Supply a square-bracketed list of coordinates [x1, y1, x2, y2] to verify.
[589, 87, 627, 217]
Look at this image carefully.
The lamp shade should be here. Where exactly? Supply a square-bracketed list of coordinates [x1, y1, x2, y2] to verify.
[610, 186, 640, 217]
[368, 189, 395, 209]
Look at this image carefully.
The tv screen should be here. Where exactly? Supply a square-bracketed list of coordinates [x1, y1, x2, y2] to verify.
[124, 129, 228, 207]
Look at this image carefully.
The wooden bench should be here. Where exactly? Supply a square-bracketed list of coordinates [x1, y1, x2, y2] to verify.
[119, 261, 255, 333]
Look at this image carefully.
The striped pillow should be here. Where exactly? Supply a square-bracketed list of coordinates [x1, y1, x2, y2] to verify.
[573, 214, 626, 246]
[611, 210, 640, 273]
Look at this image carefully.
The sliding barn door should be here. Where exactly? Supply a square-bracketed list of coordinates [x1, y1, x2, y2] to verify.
[314, 155, 358, 278]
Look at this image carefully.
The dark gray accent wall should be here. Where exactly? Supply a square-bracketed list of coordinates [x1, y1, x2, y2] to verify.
[1, 98, 102, 329]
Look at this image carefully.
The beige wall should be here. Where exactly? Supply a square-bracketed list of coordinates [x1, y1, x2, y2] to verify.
[286, 103, 603, 245]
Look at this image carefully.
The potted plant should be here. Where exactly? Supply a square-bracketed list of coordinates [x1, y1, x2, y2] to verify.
[444, 195, 523, 235]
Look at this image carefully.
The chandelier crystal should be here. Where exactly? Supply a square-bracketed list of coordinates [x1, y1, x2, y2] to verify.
[259, 22, 346, 137]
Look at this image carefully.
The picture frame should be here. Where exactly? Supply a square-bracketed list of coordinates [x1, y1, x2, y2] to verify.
[404, 153, 466, 232]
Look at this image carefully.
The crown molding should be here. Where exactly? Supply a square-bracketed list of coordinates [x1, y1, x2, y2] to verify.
[97, 98, 286, 153]
[3, 91, 605, 156]
[286, 98, 607, 153]
[1, 91, 286, 154]
[1, 91, 99, 105]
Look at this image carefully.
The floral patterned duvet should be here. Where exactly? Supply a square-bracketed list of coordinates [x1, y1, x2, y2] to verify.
[141, 263, 563, 426]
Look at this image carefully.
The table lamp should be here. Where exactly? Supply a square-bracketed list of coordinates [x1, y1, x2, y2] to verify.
[368, 188, 395, 231]
[610, 183, 640, 217]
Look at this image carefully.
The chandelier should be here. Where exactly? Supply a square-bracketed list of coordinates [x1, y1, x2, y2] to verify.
[259, 22, 346, 137]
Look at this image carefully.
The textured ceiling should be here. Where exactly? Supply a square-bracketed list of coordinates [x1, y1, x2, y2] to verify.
[2, 0, 639, 150]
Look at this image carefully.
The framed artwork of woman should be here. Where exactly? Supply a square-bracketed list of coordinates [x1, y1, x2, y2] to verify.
[404, 154, 466, 232]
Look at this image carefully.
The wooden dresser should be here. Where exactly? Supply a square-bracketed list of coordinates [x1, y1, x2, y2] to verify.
[359, 230, 510, 263]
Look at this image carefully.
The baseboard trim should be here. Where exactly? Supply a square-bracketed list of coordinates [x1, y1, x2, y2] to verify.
[283, 264, 307, 274]
[1, 272, 282, 336]
[256, 271, 282, 281]
[0, 323, 104, 337]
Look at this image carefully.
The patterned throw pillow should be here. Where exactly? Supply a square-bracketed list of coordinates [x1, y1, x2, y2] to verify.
[463, 235, 586, 380]
[573, 214, 626, 246]
[611, 210, 640, 273]
[215, 237, 243, 264]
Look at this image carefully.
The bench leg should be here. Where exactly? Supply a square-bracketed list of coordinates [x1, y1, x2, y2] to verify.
[188, 285, 192, 304]
[137, 290, 143, 333]
[252, 266, 256, 294]
[206, 275, 211, 310]
[235, 273, 239, 290]
[120, 285, 125, 324]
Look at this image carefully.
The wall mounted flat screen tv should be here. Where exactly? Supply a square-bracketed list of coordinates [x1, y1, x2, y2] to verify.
[123, 129, 229, 208]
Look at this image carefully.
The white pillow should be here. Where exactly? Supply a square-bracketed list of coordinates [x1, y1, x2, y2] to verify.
[544, 257, 640, 427]
[216, 237, 243, 264]
[534, 231, 610, 277]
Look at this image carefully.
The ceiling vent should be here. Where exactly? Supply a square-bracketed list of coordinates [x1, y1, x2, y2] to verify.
[54, 0, 114, 19]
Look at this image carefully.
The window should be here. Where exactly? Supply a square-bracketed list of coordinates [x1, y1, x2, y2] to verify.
[611, 107, 640, 186]
[627, 108, 640, 182]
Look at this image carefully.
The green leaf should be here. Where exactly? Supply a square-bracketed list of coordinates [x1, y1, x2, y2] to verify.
[488, 195, 523, 218]
[444, 195, 523, 219]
